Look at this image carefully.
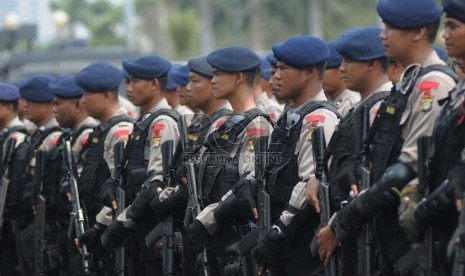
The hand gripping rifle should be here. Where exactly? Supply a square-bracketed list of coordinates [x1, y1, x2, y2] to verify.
[417, 136, 434, 276]
[310, 126, 337, 276]
[161, 140, 175, 276]
[34, 149, 47, 276]
[64, 140, 90, 274]
[225, 135, 270, 256]
[354, 105, 375, 276]
[0, 138, 17, 235]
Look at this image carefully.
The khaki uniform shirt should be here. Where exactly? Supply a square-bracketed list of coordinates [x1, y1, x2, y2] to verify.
[4, 116, 27, 148]
[255, 92, 283, 124]
[331, 89, 360, 118]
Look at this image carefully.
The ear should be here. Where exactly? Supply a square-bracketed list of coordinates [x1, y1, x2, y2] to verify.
[412, 27, 427, 42]
[304, 67, 314, 80]
[367, 60, 376, 71]
[235, 72, 245, 85]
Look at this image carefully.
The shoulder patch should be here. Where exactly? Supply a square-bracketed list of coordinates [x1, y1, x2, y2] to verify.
[214, 119, 225, 129]
[418, 81, 439, 95]
[151, 124, 166, 137]
[52, 137, 59, 146]
[247, 128, 265, 137]
[81, 136, 89, 147]
[114, 129, 130, 139]
[305, 114, 326, 126]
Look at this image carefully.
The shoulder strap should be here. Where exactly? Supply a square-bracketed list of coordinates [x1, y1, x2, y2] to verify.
[420, 64, 458, 83]
[296, 100, 341, 120]
[7, 125, 28, 135]
[138, 109, 180, 131]
[361, 90, 390, 110]
[70, 124, 95, 146]
[31, 126, 63, 150]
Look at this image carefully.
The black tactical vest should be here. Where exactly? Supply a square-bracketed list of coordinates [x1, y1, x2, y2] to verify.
[368, 65, 457, 183]
[8, 126, 62, 218]
[265, 101, 338, 220]
[429, 84, 465, 190]
[198, 108, 269, 205]
[327, 91, 389, 211]
[0, 125, 28, 160]
[124, 109, 179, 203]
[79, 115, 132, 215]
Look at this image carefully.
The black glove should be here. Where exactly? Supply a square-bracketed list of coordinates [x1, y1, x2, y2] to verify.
[100, 178, 118, 208]
[214, 194, 240, 223]
[102, 220, 128, 252]
[335, 156, 359, 190]
[449, 162, 465, 200]
[149, 185, 189, 221]
[78, 223, 106, 250]
[253, 225, 288, 267]
[234, 179, 258, 218]
[60, 179, 71, 198]
[186, 219, 210, 253]
[127, 179, 162, 224]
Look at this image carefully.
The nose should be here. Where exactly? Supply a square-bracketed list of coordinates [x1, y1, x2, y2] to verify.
[186, 81, 192, 92]
[379, 28, 388, 40]
[339, 60, 347, 74]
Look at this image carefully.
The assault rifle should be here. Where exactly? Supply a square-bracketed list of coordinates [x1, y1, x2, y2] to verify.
[310, 126, 337, 276]
[64, 140, 90, 274]
[0, 138, 17, 234]
[113, 142, 126, 276]
[34, 149, 47, 276]
[161, 140, 175, 276]
[354, 105, 375, 276]
[452, 192, 465, 276]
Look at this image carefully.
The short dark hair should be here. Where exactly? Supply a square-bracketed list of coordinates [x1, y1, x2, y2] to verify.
[158, 75, 168, 92]
[0, 100, 18, 112]
[243, 68, 259, 87]
[377, 57, 389, 72]
[109, 88, 119, 100]
[426, 20, 440, 43]
[313, 61, 327, 80]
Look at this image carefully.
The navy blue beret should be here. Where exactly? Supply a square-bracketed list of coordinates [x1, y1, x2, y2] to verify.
[122, 55, 171, 79]
[272, 35, 330, 68]
[326, 40, 343, 69]
[207, 46, 261, 72]
[122, 69, 129, 78]
[166, 64, 181, 91]
[49, 75, 82, 99]
[74, 62, 123, 93]
[433, 45, 448, 62]
[0, 83, 20, 102]
[188, 56, 213, 78]
[335, 27, 385, 61]
[260, 57, 272, 80]
[443, 0, 465, 23]
[170, 64, 189, 87]
[18, 75, 55, 102]
[266, 53, 277, 67]
[377, 0, 441, 29]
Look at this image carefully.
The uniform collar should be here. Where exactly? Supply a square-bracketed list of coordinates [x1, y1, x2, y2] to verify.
[291, 89, 327, 113]
[76, 116, 98, 129]
[6, 116, 24, 129]
[40, 117, 59, 129]
[255, 92, 269, 106]
[148, 98, 171, 114]
[420, 49, 445, 68]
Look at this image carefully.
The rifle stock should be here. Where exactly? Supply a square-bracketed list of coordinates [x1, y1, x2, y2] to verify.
[64, 140, 90, 275]
[0, 138, 16, 234]
[161, 140, 175, 276]
[310, 126, 337, 276]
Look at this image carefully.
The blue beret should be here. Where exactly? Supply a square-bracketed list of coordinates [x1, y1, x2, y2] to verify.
[443, 0, 465, 23]
[166, 64, 181, 91]
[207, 46, 261, 72]
[377, 0, 441, 29]
[122, 55, 171, 79]
[260, 57, 272, 80]
[170, 64, 189, 87]
[188, 56, 213, 78]
[433, 45, 448, 62]
[74, 62, 123, 93]
[335, 27, 385, 61]
[326, 40, 343, 68]
[18, 75, 55, 102]
[0, 84, 20, 102]
[49, 75, 82, 99]
[272, 35, 330, 68]
[266, 53, 277, 67]
[122, 69, 129, 78]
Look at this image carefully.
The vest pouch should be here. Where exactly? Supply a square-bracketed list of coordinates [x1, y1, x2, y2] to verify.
[202, 164, 223, 204]
[222, 163, 240, 196]
[266, 155, 297, 206]
[126, 166, 147, 203]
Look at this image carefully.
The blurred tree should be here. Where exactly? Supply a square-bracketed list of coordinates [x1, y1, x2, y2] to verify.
[51, 0, 124, 46]
[168, 8, 200, 58]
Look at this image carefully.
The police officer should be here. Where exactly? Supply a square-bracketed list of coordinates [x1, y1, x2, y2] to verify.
[316, 0, 457, 274]
[147, 56, 233, 275]
[307, 27, 391, 276]
[397, 0, 465, 274]
[323, 40, 360, 117]
[185, 46, 273, 275]
[242, 35, 340, 276]
[0, 84, 27, 276]
[170, 64, 197, 126]
[266, 53, 287, 106]
[253, 57, 283, 123]
[73, 62, 133, 275]
[49, 75, 98, 166]
[13, 75, 67, 274]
